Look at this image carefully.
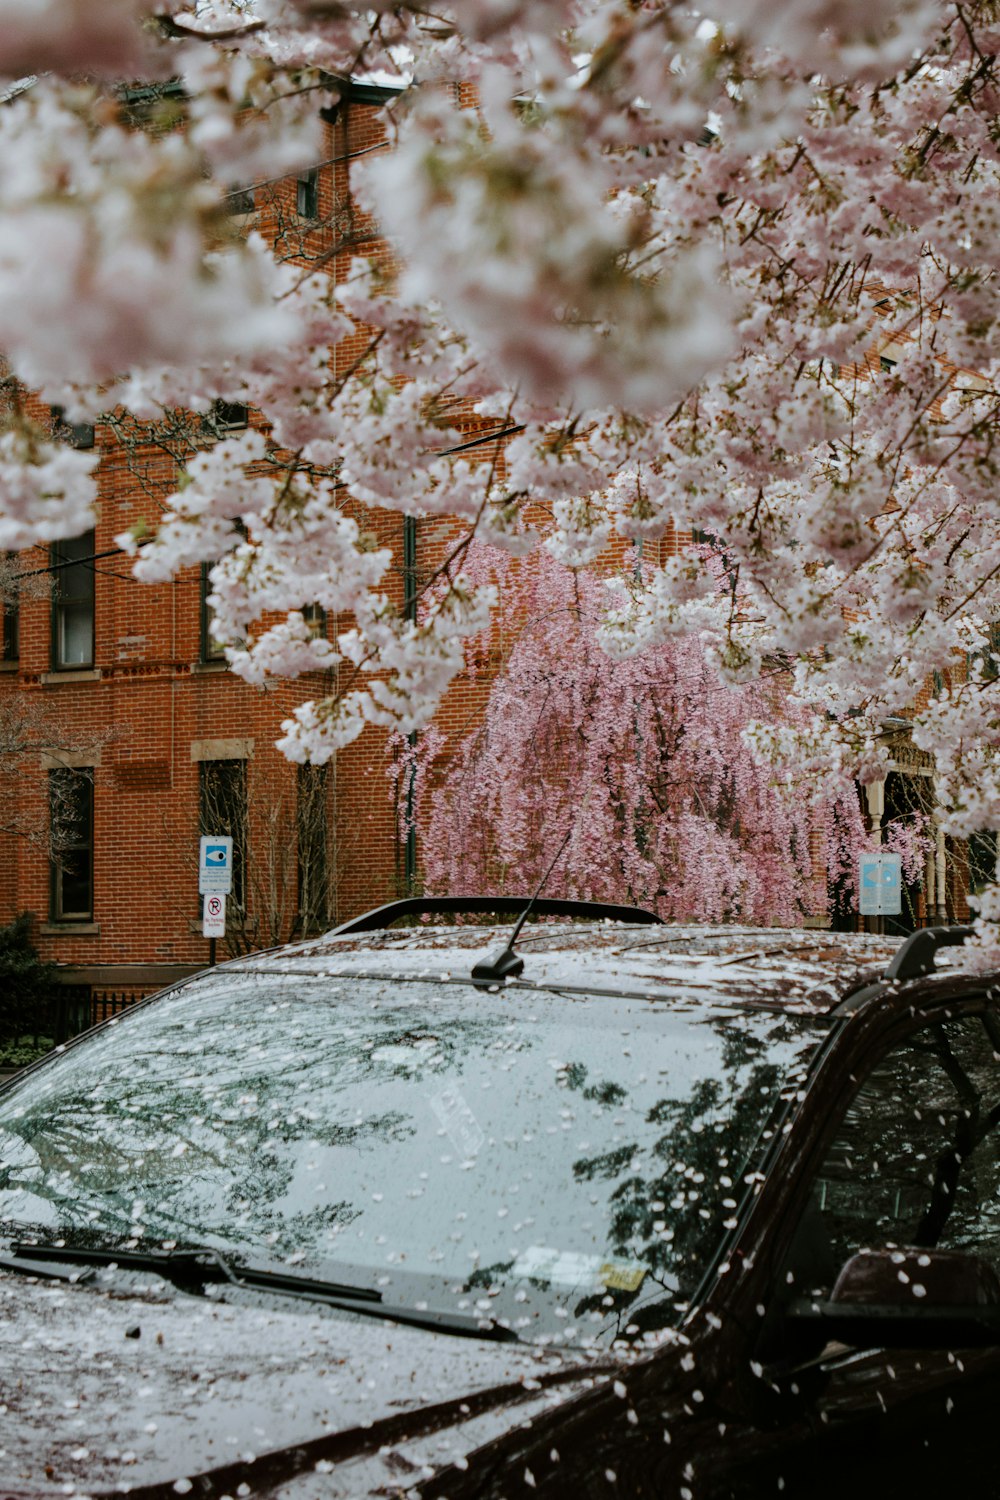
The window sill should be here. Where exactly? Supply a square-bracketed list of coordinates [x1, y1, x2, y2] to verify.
[40, 669, 101, 684]
[190, 660, 230, 674]
[40, 922, 101, 936]
[0, 659, 19, 673]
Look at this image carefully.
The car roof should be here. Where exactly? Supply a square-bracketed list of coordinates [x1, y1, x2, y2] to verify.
[218, 922, 914, 1015]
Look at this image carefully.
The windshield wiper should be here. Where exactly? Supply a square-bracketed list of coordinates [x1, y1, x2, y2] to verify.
[7, 1241, 383, 1301]
[4, 1241, 521, 1342]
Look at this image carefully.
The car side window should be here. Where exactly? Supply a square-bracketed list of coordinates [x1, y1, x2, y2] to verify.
[811, 1011, 1000, 1281]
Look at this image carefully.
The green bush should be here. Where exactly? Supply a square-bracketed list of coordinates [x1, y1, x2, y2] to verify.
[0, 913, 56, 1045]
[0, 1036, 54, 1069]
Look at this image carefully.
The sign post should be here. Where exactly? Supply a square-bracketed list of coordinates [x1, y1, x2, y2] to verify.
[858, 851, 903, 928]
[199, 836, 233, 964]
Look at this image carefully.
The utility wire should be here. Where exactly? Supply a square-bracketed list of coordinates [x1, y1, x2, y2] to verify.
[222, 139, 390, 205]
[15, 548, 128, 578]
[434, 425, 525, 457]
[10, 428, 525, 584]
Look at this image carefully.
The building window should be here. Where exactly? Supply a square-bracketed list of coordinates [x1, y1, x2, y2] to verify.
[208, 400, 248, 433]
[199, 563, 227, 663]
[296, 168, 319, 219]
[50, 405, 95, 450]
[967, 620, 1000, 682]
[297, 763, 330, 932]
[2, 552, 18, 661]
[969, 830, 998, 894]
[225, 183, 255, 214]
[200, 758, 247, 910]
[51, 530, 95, 668]
[49, 768, 94, 921]
[2, 598, 17, 661]
[985, 621, 1000, 681]
[302, 602, 327, 639]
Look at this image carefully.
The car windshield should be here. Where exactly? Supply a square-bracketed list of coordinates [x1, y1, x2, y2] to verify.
[0, 970, 821, 1347]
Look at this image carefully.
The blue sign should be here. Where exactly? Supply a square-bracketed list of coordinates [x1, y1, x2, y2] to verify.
[858, 852, 902, 916]
[199, 835, 233, 895]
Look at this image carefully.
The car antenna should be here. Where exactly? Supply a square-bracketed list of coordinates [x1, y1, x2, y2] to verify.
[470, 829, 574, 990]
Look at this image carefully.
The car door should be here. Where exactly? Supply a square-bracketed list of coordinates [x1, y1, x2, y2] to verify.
[747, 1000, 1000, 1497]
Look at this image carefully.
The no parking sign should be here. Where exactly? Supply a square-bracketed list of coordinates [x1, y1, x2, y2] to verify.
[202, 892, 226, 937]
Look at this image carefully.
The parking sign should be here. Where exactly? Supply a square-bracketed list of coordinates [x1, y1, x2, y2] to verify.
[858, 852, 902, 916]
[199, 835, 233, 895]
[202, 892, 226, 937]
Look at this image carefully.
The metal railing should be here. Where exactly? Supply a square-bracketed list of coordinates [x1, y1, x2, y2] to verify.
[10, 986, 148, 1049]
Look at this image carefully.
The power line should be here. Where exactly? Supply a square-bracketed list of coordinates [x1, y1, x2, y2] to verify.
[434, 425, 525, 457]
[15, 548, 129, 579]
[222, 139, 390, 205]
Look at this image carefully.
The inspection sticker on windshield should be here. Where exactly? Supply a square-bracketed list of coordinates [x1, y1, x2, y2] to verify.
[601, 1261, 646, 1292]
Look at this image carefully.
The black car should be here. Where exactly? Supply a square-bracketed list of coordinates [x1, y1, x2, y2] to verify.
[3, 899, 1000, 1499]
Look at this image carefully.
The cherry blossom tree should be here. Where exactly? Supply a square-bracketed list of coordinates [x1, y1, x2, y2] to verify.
[3, 2, 1000, 948]
[414, 549, 868, 924]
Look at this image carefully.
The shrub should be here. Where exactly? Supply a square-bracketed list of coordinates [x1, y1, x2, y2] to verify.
[0, 913, 56, 1046]
[0, 1036, 54, 1069]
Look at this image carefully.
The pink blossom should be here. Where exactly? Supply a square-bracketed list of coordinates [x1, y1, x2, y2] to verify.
[416, 550, 865, 925]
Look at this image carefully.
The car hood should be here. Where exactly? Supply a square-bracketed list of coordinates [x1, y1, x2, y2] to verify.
[0, 1271, 618, 1498]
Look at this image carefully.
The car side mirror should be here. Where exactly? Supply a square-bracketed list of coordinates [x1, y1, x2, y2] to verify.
[831, 1247, 1000, 1308]
[787, 1246, 1000, 1348]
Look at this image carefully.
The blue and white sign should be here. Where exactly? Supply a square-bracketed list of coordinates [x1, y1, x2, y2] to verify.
[858, 852, 902, 916]
[199, 835, 233, 895]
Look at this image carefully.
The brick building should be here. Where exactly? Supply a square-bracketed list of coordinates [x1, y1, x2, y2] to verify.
[0, 77, 428, 1009]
